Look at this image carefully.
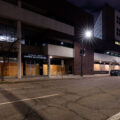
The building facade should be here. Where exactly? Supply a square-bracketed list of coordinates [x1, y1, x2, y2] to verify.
[0, 0, 94, 78]
[94, 4, 120, 74]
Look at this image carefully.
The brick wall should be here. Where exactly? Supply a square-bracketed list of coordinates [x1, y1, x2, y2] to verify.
[64, 59, 74, 74]
[74, 41, 94, 75]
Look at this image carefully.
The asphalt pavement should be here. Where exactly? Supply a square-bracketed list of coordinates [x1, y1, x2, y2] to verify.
[0, 76, 120, 120]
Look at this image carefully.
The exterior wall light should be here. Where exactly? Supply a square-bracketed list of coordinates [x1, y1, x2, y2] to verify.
[50, 56, 53, 59]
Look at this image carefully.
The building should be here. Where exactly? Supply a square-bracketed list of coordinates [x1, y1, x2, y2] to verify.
[0, 0, 94, 78]
[94, 4, 120, 74]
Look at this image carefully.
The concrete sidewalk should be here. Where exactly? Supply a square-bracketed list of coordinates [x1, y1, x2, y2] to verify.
[0, 74, 109, 84]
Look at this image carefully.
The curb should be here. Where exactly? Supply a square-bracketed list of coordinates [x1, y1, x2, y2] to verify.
[0, 75, 109, 84]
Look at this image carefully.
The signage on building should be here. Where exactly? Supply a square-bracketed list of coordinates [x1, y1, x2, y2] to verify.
[24, 54, 47, 59]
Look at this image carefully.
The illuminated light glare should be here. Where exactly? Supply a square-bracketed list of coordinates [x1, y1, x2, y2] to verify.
[42, 43, 46, 47]
[0, 60, 4, 63]
[84, 30, 92, 39]
[0, 35, 16, 42]
[21, 40, 25, 45]
[115, 41, 120, 46]
[50, 56, 53, 59]
[106, 51, 110, 54]
[61, 42, 64, 45]
[0, 36, 6, 40]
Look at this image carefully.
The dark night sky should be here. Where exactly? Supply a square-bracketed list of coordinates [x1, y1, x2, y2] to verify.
[67, 0, 120, 17]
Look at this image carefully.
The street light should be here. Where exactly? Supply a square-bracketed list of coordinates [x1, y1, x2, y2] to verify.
[80, 30, 93, 76]
[84, 30, 92, 39]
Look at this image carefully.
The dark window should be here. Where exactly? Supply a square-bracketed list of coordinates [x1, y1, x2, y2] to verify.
[116, 28, 120, 36]
[116, 16, 120, 24]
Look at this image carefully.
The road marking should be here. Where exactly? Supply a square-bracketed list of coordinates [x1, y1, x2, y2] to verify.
[3, 86, 35, 91]
[107, 112, 120, 120]
[0, 93, 59, 106]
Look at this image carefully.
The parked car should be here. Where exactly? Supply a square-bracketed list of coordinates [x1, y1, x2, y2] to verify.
[110, 70, 120, 76]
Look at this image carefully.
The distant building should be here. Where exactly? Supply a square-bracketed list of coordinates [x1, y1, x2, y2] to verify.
[94, 4, 120, 74]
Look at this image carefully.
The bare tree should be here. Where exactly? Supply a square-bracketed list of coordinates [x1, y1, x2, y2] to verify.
[0, 39, 18, 81]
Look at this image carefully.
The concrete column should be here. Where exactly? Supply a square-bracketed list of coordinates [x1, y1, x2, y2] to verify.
[17, 21, 22, 79]
[48, 56, 50, 77]
[17, 0, 22, 79]
[61, 60, 64, 68]
[109, 62, 111, 74]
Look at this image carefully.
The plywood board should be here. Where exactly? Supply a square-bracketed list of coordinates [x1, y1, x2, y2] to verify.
[43, 64, 65, 76]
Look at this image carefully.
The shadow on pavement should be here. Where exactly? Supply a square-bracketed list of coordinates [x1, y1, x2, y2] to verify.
[0, 88, 45, 120]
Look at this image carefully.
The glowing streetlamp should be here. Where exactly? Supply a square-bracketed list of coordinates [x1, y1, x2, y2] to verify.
[84, 30, 93, 39]
[80, 30, 93, 76]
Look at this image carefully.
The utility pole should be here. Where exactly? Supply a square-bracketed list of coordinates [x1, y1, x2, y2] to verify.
[80, 39, 84, 76]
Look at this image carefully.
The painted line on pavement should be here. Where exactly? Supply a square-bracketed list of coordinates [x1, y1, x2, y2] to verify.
[0, 93, 60, 106]
[3, 86, 35, 91]
[107, 112, 120, 120]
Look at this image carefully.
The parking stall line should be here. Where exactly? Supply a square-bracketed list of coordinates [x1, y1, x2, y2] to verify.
[107, 112, 120, 120]
[0, 93, 60, 106]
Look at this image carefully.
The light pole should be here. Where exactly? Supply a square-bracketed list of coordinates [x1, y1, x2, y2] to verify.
[48, 56, 52, 77]
[80, 30, 93, 76]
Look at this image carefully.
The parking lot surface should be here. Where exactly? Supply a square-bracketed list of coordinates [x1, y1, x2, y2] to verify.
[0, 76, 120, 120]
